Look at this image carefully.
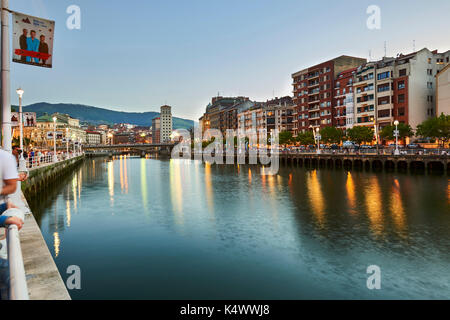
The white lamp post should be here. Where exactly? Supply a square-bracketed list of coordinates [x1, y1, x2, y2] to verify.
[315, 127, 321, 154]
[16, 88, 27, 172]
[394, 120, 400, 156]
[52, 116, 58, 162]
[65, 127, 69, 157]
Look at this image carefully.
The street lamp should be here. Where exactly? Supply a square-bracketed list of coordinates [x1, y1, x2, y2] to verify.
[52, 116, 58, 162]
[16, 88, 27, 172]
[393, 120, 400, 156]
[65, 127, 69, 157]
[315, 127, 321, 154]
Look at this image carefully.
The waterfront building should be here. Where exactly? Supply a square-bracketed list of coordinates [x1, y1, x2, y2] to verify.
[160, 105, 173, 143]
[436, 63, 450, 115]
[292, 55, 367, 135]
[333, 68, 357, 132]
[199, 96, 250, 135]
[266, 96, 295, 133]
[354, 48, 450, 132]
[152, 117, 160, 144]
[86, 131, 102, 145]
[114, 132, 135, 144]
[32, 113, 86, 148]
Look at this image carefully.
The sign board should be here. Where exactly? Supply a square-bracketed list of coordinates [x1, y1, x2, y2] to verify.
[12, 11, 55, 68]
[11, 112, 36, 127]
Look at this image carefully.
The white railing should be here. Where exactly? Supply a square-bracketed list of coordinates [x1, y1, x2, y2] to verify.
[27, 152, 84, 170]
[7, 224, 29, 300]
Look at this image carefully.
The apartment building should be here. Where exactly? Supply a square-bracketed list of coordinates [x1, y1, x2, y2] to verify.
[292, 55, 367, 135]
[151, 117, 160, 144]
[199, 96, 251, 135]
[437, 64, 450, 115]
[86, 131, 102, 145]
[160, 105, 173, 143]
[237, 96, 295, 134]
[354, 48, 450, 131]
[334, 68, 357, 131]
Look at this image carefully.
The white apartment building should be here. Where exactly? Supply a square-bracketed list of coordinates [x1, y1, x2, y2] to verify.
[437, 64, 450, 115]
[160, 105, 173, 143]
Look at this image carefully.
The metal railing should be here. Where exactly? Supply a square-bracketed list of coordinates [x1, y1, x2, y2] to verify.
[26, 152, 84, 170]
[7, 224, 29, 300]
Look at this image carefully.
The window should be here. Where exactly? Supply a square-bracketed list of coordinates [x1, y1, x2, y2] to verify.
[398, 81, 405, 90]
[398, 108, 405, 116]
[378, 109, 390, 118]
[427, 82, 433, 89]
[378, 83, 390, 92]
[378, 96, 390, 105]
[399, 69, 407, 77]
[398, 94, 405, 103]
[427, 69, 433, 76]
[377, 71, 391, 80]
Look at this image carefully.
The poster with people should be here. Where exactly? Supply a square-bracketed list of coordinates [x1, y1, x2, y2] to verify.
[11, 112, 37, 127]
[12, 11, 55, 68]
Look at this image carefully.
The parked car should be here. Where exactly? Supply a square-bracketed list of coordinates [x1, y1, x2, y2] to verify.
[343, 141, 357, 148]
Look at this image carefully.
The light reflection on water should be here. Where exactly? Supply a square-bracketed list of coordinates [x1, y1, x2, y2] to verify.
[29, 157, 450, 300]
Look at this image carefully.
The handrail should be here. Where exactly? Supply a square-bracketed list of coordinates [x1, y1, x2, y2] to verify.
[7, 224, 29, 300]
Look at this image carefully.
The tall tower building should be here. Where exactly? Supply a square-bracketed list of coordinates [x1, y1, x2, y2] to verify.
[160, 105, 173, 143]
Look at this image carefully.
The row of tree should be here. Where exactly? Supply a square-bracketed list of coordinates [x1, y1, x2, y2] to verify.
[279, 113, 450, 146]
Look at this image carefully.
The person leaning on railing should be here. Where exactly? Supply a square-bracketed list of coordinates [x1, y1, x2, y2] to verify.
[0, 150, 24, 230]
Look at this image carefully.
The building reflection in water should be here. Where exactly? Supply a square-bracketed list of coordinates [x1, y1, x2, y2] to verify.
[365, 176, 384, 236]
[108, 161, 115, 206]
[140, 158, 149, 214]
[170, 160, 184, 226]
[306, 170, 326, 228]
[204, 162, 214, 216]
[120, 156, 124, 192]
[66, 200, 71, 228]
[124, 155, 129, 194]
[390, 178, 407, 236]
[346, 172, 357, 214]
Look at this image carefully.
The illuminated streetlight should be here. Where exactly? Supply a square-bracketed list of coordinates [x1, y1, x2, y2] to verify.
[16, 88, 27, 172]
[53, 116, 58, 162]
[393, 120, 400, 156]
[315, 127, 321, 154]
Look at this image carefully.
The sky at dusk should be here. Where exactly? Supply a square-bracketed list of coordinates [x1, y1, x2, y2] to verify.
[8, 0, 450, 120]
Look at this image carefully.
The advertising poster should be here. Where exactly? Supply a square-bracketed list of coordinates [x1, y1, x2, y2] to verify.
[11, 112, 37, 127]
[12, 11, 55, 68]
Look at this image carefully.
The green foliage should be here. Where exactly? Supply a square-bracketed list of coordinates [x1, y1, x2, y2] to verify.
[319, 126, 343, 144]
[296, 131, 315, 146]
[346, 126, 374, 145]
[416, 113, 450, 145]
[279, 131, 294, 145]
[380, 123, 414, 140]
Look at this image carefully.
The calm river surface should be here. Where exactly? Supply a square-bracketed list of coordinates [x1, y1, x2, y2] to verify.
[29, 156, 450, 300]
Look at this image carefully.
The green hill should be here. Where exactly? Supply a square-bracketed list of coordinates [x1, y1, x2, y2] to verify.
[21, 102, 194, 129]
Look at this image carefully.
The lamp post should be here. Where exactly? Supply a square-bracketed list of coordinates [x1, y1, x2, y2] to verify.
[393, 120, 400, 156]
[315, 127, 321, 154]
[52, 116, 58, 162]
[65, 127, 69, 157]
[16, 88, 27, 172]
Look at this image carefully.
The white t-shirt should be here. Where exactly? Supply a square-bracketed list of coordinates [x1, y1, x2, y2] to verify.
[0, 149, 19, 204]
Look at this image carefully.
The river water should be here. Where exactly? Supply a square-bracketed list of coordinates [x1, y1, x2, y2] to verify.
[28, 156, 450, 299]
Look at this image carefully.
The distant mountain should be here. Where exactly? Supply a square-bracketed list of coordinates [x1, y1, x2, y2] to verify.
[21, 102, 194, 130]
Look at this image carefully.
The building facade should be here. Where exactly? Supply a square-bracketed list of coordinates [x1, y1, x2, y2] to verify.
[86, 131, 102, 145]
[437, 64, 450, 115]
[160, 105, 173, 143]
[152, 117, 160, 144]
[292, 55, 367, 135]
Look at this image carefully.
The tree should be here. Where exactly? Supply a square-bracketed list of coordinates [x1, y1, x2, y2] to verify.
[296, 131, 315, 146]
[346, 126, 374, 145]
[416, 113, 450, 147]
[319, 126, 343, 144]
[279, 131, 294, 146]
[380, 123, 414, 142]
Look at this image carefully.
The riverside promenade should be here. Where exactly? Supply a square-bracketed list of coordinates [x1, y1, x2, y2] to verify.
[6, 154, 84, 300]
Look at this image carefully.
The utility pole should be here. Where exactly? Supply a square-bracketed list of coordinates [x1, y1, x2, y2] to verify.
[1, 0, 11, 152]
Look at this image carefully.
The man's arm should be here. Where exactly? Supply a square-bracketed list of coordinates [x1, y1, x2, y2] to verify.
[0, 179, 17, 196]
